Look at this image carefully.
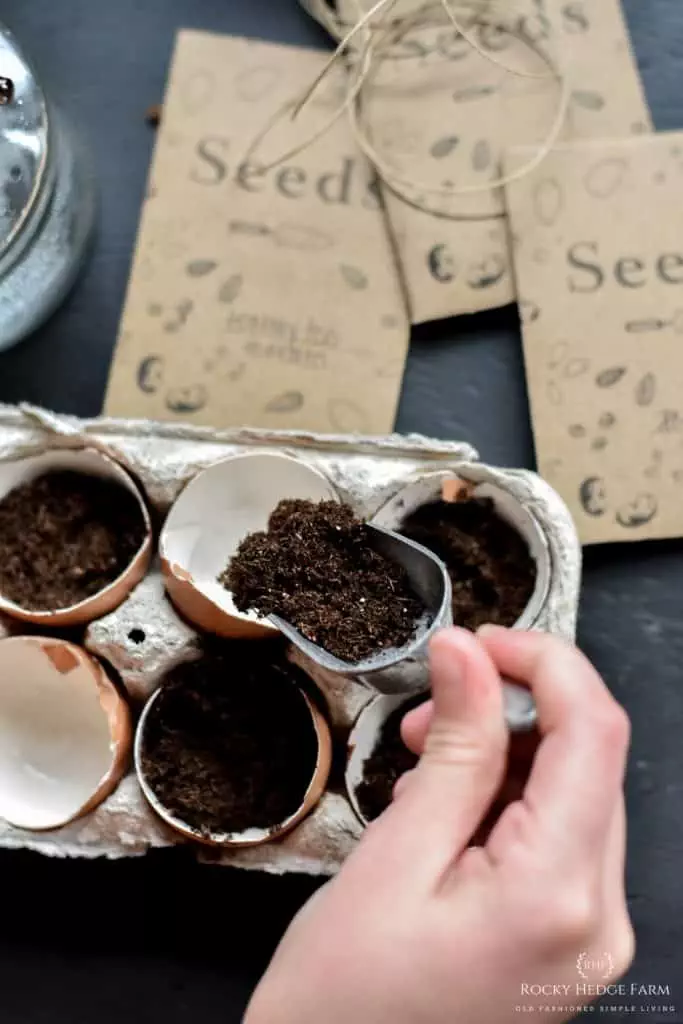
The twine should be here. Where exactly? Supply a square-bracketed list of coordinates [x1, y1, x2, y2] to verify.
[245, 0, 570, 215]
[347, 1, 569, 212]
[301, 0, 523, 42]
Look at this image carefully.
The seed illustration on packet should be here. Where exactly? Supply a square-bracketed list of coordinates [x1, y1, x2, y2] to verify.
[106, 31, 409, 433]
[505, 133, 683, 545]
[335, 0, 651, 322]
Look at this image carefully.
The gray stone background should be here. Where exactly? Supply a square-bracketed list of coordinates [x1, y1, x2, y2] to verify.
[0, 2, 681, 1021]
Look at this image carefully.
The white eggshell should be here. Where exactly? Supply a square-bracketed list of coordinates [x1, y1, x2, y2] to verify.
[345, 693, 411, 827]
[160, 451, 337, 638]
[0, 637, 132, 830]
[371, 471, 551, 630]
[0, 447, 152, 627]
[135, 683, 332, 848]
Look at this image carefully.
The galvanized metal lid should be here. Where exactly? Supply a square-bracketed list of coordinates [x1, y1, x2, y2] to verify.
[0, 27, 49, 260]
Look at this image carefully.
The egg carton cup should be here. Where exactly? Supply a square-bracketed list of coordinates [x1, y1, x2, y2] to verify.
[0, 404, 581, 876]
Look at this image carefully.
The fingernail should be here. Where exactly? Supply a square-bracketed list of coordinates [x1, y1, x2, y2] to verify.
[433, 625, 472, 650]
[477, 624, 508, 638]
[430, 634, 468, 717]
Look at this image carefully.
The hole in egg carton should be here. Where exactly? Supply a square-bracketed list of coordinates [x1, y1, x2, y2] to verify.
[84, 567, 200, 704]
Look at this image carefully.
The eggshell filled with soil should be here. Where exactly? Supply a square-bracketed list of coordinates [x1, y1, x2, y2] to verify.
[160, 452, 337, 638]
[346, 692, 422, 826]
[134, 644, 333, 847]
[372, 471, 551, 631]
[0, 448, 152, 628]
[0, 637, 132, 830]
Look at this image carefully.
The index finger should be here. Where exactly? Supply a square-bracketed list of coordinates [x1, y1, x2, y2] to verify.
[478, 627, 630, 862]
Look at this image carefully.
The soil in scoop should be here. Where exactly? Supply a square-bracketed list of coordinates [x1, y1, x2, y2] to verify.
[224, 500, 425, 663]
[0, 470, 146, 610]
[141, 644, 319, 836]
[401, 498, 535, 630]
[355, 695, 425, 823]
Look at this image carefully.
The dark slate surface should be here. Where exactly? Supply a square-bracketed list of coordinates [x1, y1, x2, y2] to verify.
[0, 2, 681, 1021]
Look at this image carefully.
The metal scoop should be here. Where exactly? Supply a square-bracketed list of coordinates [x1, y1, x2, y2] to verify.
[271, 525, 451, 696]
[270, 524, 538, 732]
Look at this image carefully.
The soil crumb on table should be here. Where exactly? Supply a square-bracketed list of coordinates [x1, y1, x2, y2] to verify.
[224, 499, 424, 663]
[401, 497, 535, 630]
[355, 696, 424, 822]
[0, 470, 146, 610]
[140, 644, 319, 836]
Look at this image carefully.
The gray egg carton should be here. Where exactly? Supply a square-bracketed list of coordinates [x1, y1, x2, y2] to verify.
[0, 404, 581, 876]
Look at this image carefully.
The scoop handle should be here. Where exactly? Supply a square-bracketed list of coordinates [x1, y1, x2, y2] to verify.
[503, 681, 537, 733]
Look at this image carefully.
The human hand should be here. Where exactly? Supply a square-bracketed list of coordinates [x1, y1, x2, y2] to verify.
[245, 627, 634, 1024]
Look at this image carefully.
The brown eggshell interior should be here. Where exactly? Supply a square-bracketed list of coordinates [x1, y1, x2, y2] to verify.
[0, 637, 131, 831]
[160, 451, 338, 638]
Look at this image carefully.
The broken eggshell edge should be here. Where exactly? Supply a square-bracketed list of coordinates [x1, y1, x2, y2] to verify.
[370, 470, 552, 631]
[0, 637, 132, 831]
[159, 451, 339, 639]
[134, 681, 333, 848]
[0, 447, 153, 628]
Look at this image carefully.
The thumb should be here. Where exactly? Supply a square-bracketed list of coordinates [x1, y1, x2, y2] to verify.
[382, 628, 508, 874]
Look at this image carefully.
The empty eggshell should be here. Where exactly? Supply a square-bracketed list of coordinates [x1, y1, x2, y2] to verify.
[160, 451, 338, 638]
[0, 447, 152, 628]
[371, 471, 551, 630]
[134, 682, 332, 848]
[0, 637, 132, 831]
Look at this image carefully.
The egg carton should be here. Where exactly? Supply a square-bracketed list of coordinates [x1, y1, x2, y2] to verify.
[0, 404, 581, 876]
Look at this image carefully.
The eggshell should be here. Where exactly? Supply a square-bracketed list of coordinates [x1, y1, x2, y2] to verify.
[345, 687, 537, 829]
[371, 471, 551, 630]
[0, 637, 132, 831]
[135, 682, 332, 848]
[160, 451, 338, 638]
[345, 693, 410, 827]
[0, 448, 152, 628]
